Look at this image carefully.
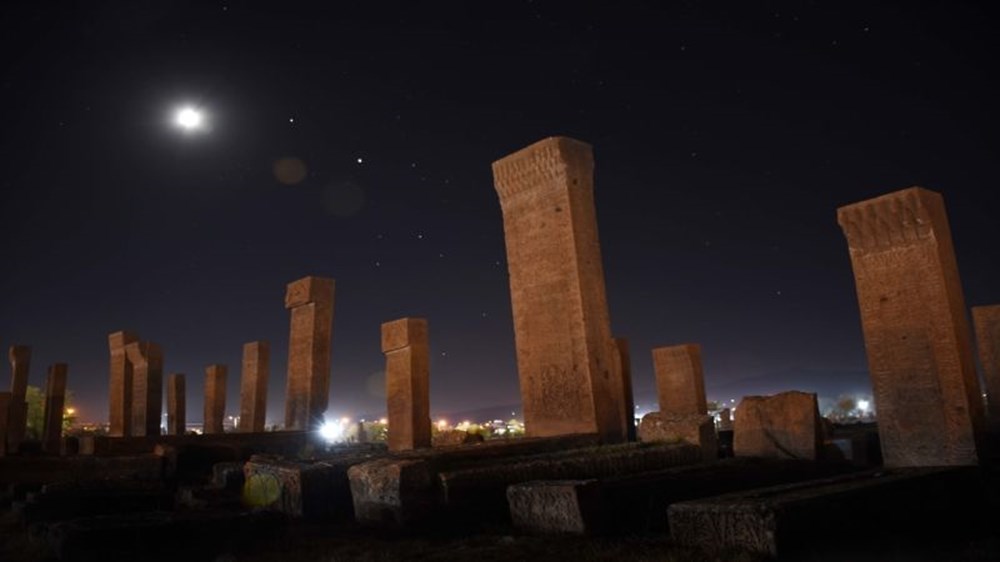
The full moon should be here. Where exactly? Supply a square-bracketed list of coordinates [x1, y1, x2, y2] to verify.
[175, 107, 204, 130]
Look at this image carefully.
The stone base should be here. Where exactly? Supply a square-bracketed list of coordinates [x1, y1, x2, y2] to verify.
[668, 467, 981, 558]
[348, 458, 433, 526]
[638, 412, 717, 462]
[507, 479, 601, 534]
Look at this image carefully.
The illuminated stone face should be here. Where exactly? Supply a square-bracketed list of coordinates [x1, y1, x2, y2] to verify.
[381, 317, 431, 452]
[838, 187, 983, 467]
[283, 276, 335, 431]
[491, 137, 626, 443]
[239, 341, 270, 433]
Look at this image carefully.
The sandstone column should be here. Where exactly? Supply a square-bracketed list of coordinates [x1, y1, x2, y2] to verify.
[612, 337, 636, 441]
[491, 137, 626, 443]
[283, 276, 335, 431]
[0, 391, 11, 456]
[126, 341, 163, 437]
[204, 364, 227, 434]
[652, 344, 707, 416]
[7, 345, 30, 452]
[42, 363, 67, 454]
[972, 305, 1000, 417]
[239, 341, 269, 432]
[108, 331, 138, 436]
[381, 318, 431, 451]
[166, 373, 186, 435]
[837, 187, 983, 466]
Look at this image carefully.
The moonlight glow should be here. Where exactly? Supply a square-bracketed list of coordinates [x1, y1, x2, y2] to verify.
[174, 107, 204, 131]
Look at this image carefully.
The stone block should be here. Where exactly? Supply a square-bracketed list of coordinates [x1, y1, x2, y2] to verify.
[638, 412, 717, 461]
[491, 137, 626, 443]
[507, 458, 859, 535]
[7, 345, 30, 450]
[107, 332, 138, 437]
[0, 391, 11, 456]
[126, 341, 163, 437]
[669, 467, 981, 558]
[652, 343, 707, 416]
[203, 364, 227, 435]
[166, 373, 186, 436]
[284, 276, 335, 431]
[348, 458, 433, 525]
[381, 317, 431, 452]
[733, 391, 822, 460]
[239, 341, 269, 433]
[42, 364, 68, 454]
[838, 187, 984, 466]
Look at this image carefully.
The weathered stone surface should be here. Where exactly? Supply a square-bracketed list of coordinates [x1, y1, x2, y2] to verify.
[638, 412, 717, 461]
[348, 458, 433, 525]
[381, 317, 431, 452]
[203, 364, 227, 434]
[42, 364, 68, 454]
[652, 344, 707, 416]
[507, 458, 859, 535]
[837, 187, 984, 466]
[7, 345, 30, 451]
[239, 341, 269, 432]
[733, 391, 822, 460]
[491, 137, 626, 443]
[507, 479, 600, 534]
[612, 337, 636, 441]
[107, 332, 138, 437]
[244, 449, 381, 519]
[0, 391, 11, 456]
[668, 467, 981, 558]
[973, 305, 1000, 417]
[166, 373, 186, 436]
[349, 434, 601, 526]
[439, 442, 701, 522]
[125, 341, 163, 437]
[284, 276, 335, 431]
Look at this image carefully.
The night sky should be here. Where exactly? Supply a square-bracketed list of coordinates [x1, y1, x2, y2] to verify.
[2, 1, 998, 425]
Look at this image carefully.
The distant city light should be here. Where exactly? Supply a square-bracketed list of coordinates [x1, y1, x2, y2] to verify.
[320, 418, 348, 442]
[857, 400, 870, 413]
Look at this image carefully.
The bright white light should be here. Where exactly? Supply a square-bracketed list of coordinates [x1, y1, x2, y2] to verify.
[857, 400, 870, 413]
[319, 420, 345, 442]
[175, 107, 204, 130]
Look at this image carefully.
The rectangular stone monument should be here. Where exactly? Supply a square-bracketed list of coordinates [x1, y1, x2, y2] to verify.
[733, 391, 823, 460]
[612, 337, 636, 441]
[166, 374, 186, 436]
[42, 364, 68, 454]
[125, 341, 163, 437]
[7, 345, 31, 452]
[204, 364, 227, 434]
[108, 331, 138, 437]
[491, 137, 626, 443]
[381, 318, 431, 452]
[239, 341, 269, 433]
[652, 344, 707, 416]
[837, 187, 984, 466]
[284, 276, 335, 431]
[0, 391, 11, 456]
[972, 305, 1000, 417]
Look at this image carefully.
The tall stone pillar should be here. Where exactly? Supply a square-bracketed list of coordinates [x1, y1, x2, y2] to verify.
[612, 337, 636, 441]
[652, 344, 707, 416]
[491, 137, 626, 443]
[837, 187, 983, 466]
[42, 363, 67, 454]
[7, 345, 30, 452]
[108, 331, 138, 437]
[381, 318, 431, 451]
[239, 341, 269, 432]
[204, 364, 227, 434]
[283, 276, 335, 431]
[166, 373, 186, 436]
[972, 305, 1000, 417]
[0, 391, 11, 456]
[126, 341, 163, 437]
